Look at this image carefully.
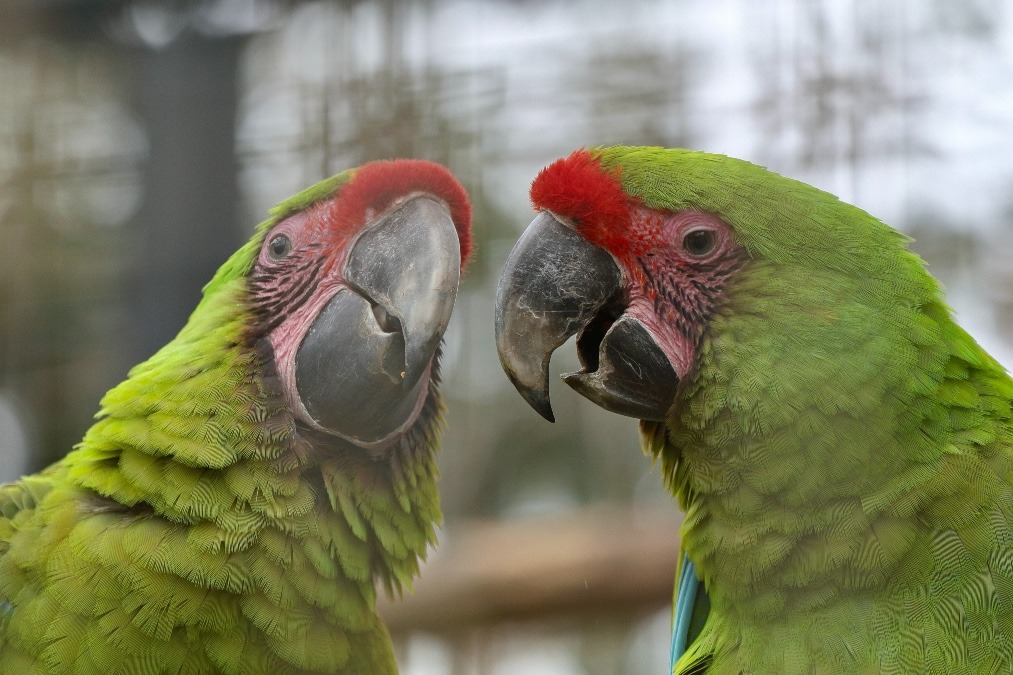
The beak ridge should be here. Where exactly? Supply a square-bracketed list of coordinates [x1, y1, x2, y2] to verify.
[494, 212, 623, 422]
[295, 196, 460, 446]
[346, 196, 461, 385]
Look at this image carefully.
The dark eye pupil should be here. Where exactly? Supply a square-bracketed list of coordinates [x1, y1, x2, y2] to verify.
[683, 229, 716, 256]
[269, 235, 292, 260]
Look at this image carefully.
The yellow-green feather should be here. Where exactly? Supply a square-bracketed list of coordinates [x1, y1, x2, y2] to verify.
[0, 167, 442, 674]
[596, 146, 1013, 673]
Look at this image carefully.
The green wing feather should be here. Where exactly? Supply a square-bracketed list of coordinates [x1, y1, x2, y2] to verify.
[0, 169, 443, 674]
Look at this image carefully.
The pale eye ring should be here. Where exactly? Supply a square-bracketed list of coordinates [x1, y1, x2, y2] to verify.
[268, 234, 292, 261]
[682, 228, 716, 257]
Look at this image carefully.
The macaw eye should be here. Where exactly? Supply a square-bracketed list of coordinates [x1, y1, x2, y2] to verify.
[683, 229, 716, 257]
[268, 235, 292, 261]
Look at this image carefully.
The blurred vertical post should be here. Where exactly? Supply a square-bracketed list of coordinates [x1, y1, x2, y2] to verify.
[1, 0, 267, 466]
[122, 29, 247, 366]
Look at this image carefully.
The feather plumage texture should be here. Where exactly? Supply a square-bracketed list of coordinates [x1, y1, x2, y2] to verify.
[0, 164, 459, 674]
[584, 146, 1013, 674]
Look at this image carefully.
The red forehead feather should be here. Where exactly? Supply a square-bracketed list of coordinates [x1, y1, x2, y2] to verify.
[529, 149, 636, 257]
[326, 159, 473, 266]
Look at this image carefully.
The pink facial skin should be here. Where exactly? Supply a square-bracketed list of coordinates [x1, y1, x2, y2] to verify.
[530, 150, 747, 384]
[619, 206, 746, 381]
[253, 202, 435, 450]
[257, 210, 350, 436]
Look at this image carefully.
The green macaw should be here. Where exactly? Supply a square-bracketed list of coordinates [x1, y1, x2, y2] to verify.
[0, 159, 472, 674]
[494, 146, 1013, 673]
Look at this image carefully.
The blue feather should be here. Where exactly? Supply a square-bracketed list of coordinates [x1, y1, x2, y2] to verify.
[671, 554, 698, 671]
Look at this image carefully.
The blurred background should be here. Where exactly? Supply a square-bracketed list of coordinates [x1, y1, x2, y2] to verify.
[1, 0, 1011, 672]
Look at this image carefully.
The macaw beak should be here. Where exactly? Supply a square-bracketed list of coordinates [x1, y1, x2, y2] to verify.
[295, 196, 460, 446]
[494, 211, 678, 422]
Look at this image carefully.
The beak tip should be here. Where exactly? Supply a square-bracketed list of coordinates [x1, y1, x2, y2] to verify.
[402, 341, 434, 387]
[505, 370, 556, 423]
[534, 402, 556, 424]
[561, 371, 587, 400]
[526, 393, 556, 423]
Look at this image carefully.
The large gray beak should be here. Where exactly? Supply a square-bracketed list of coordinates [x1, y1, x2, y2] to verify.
[295, 196, 460, 445]
[494, 212, 678, 423]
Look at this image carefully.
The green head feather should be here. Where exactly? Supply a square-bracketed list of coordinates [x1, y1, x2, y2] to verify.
[199, 168, 356, 305]
[593, 145, 927, 287]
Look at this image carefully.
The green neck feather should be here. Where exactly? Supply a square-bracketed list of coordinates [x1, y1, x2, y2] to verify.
[606, 145, 1013, 614]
